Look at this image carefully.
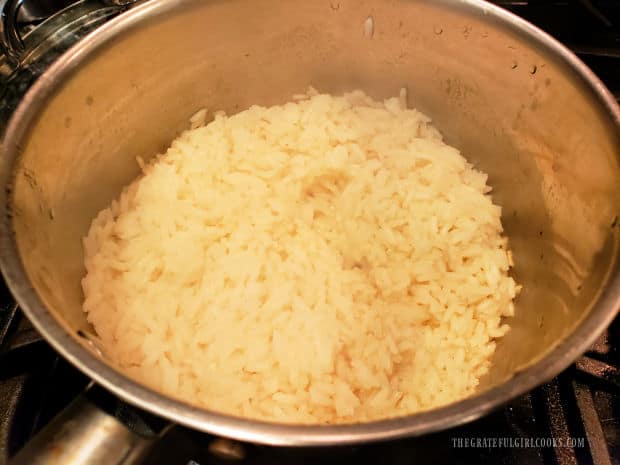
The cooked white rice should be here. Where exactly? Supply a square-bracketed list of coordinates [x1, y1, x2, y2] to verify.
[82, 88, 519, 424]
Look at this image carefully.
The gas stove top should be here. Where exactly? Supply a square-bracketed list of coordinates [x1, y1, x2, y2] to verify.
[1, 1, 619, 464]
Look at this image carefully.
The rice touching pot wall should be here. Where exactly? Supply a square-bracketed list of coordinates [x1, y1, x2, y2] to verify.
[0, 0, 618, 463]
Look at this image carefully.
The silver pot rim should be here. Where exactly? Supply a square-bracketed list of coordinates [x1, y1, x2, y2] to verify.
[1, 0, 619, 446]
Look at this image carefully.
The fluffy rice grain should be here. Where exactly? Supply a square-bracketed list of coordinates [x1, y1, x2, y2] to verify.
[82, 89, 519, 424]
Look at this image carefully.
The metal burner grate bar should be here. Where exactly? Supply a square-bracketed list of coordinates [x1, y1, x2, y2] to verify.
[576, 356, 620, 389]
[540, 380, 580, 465]
[573, 382, 612, 465]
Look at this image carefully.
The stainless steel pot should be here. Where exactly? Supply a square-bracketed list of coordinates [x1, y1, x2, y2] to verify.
[1, 0, 619, 463]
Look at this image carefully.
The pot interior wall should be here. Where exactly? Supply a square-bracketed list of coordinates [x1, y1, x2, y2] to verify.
[9, 0, 620, 398]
